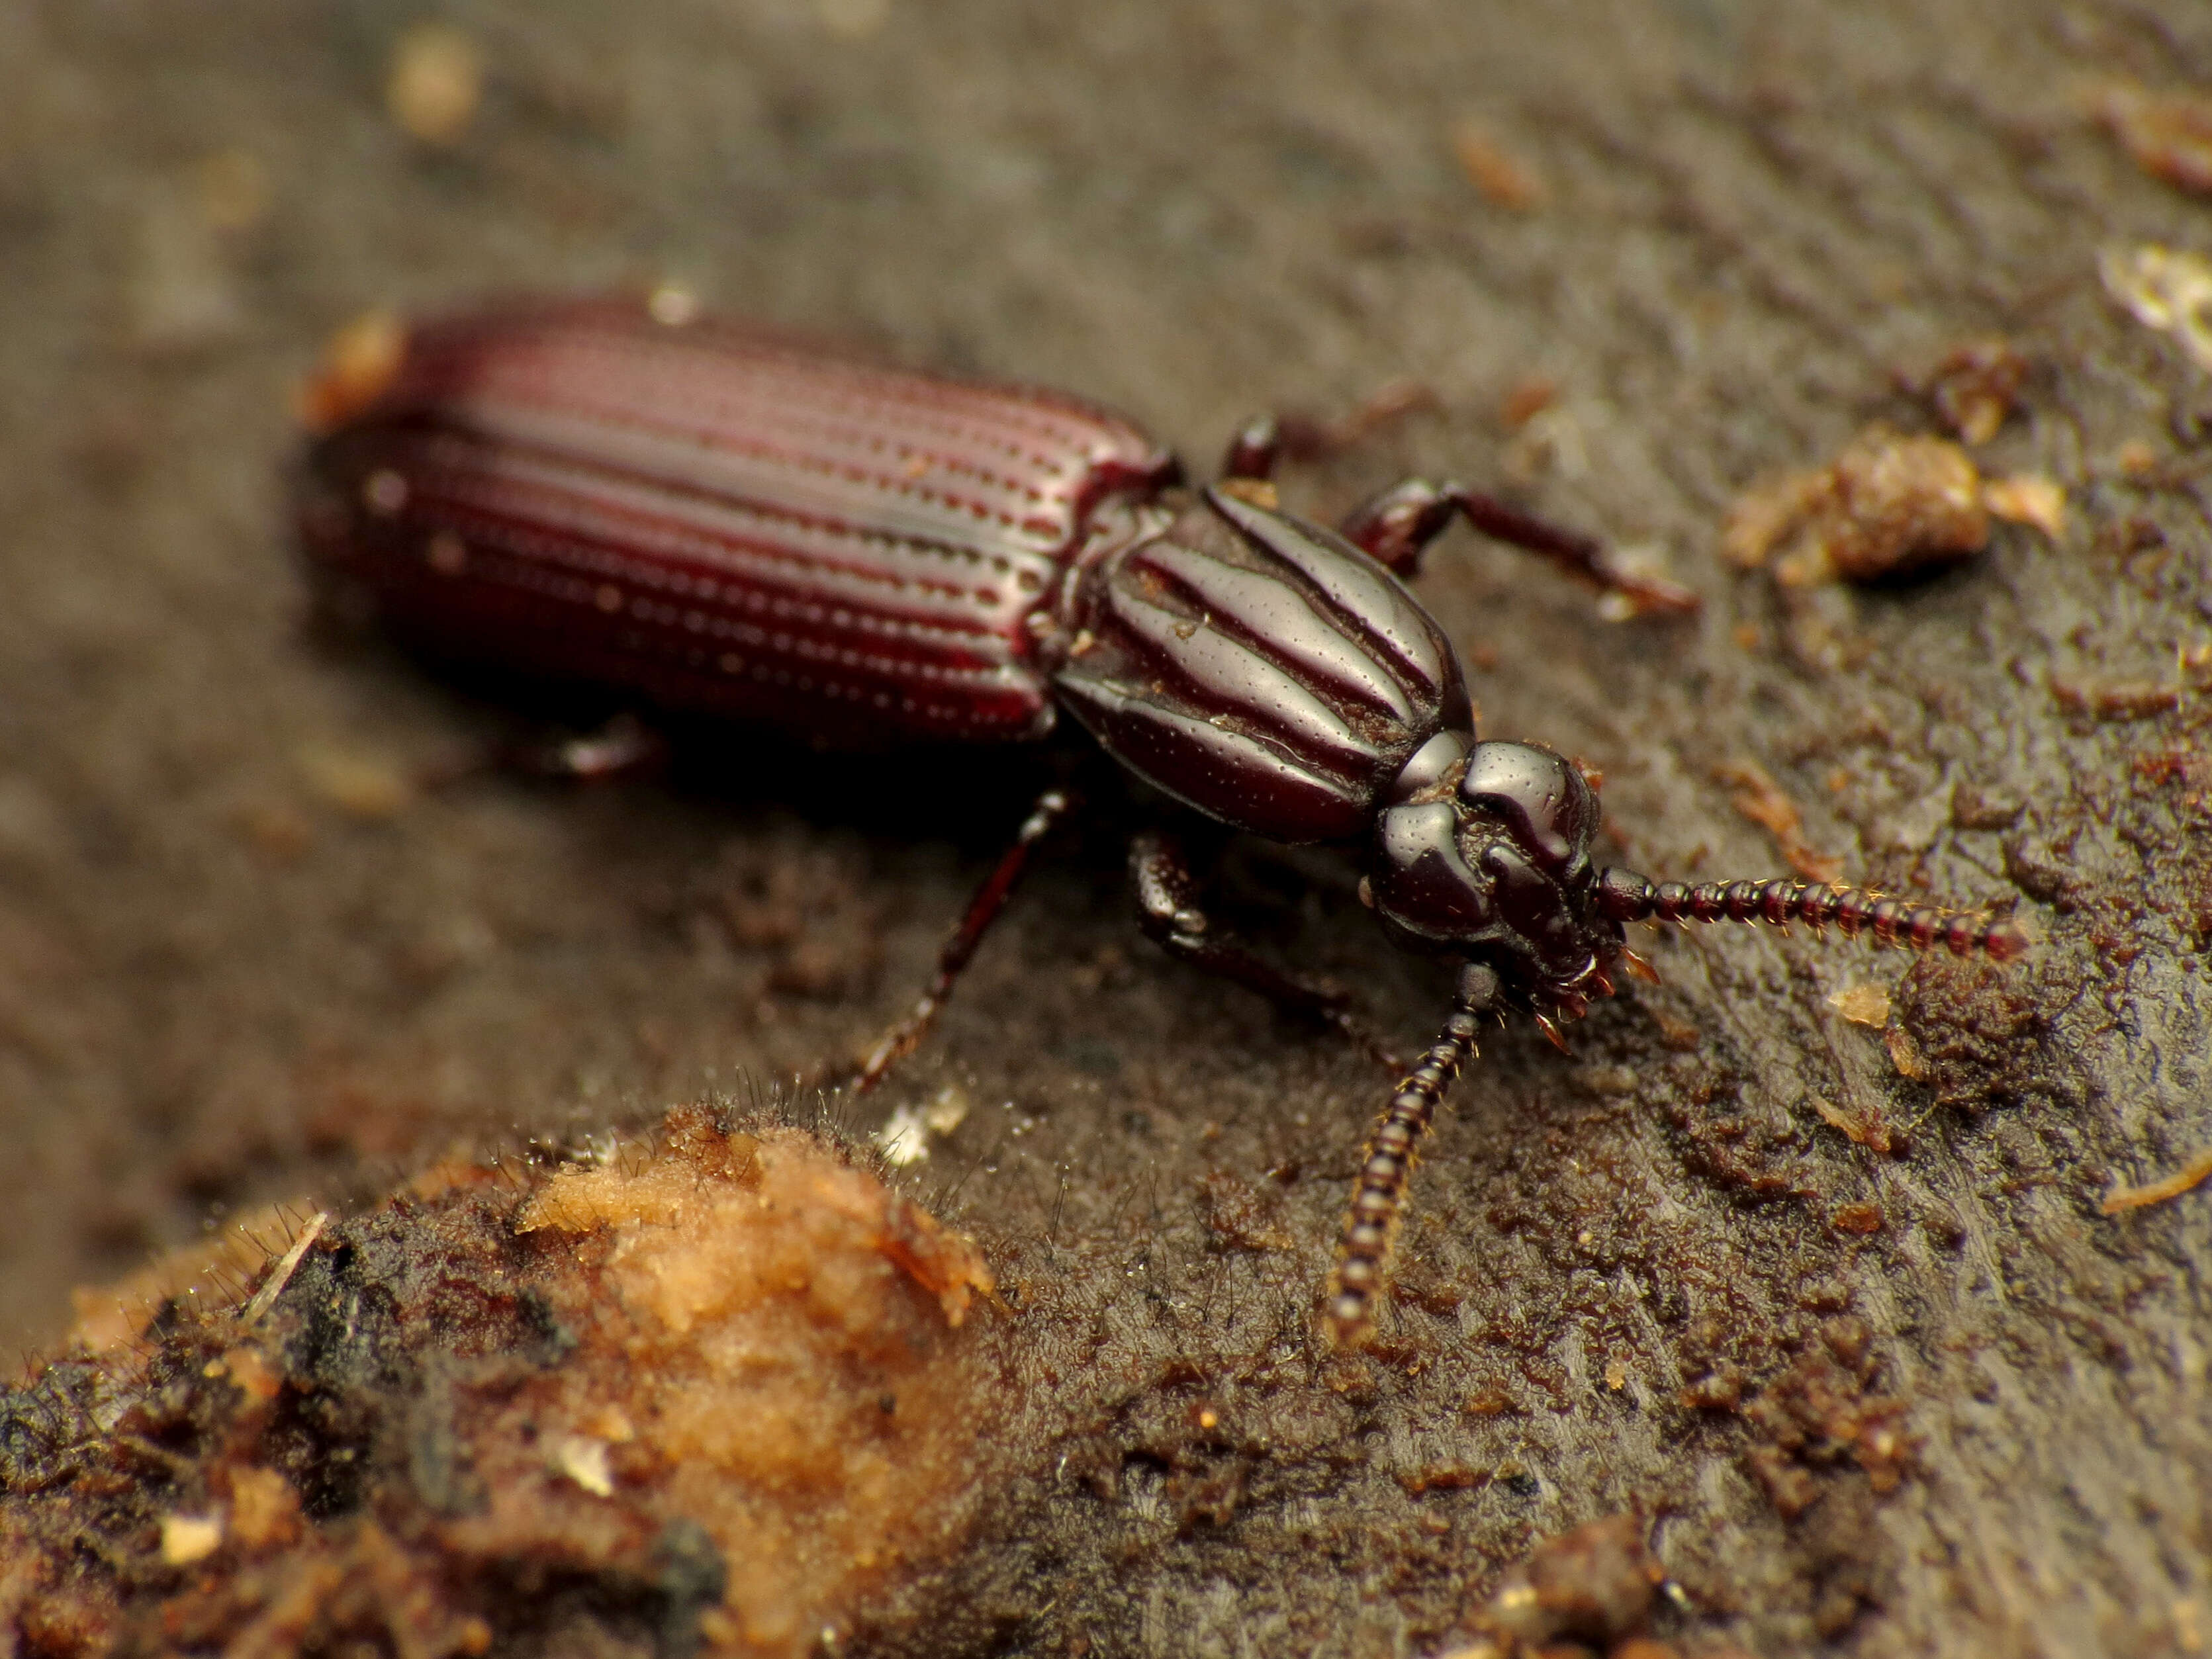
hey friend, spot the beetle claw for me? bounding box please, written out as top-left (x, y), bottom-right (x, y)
top-left (1534, 1012), bottom-right (1572, 1054)
top-left (1619, 947), bottom-right (1662, 985)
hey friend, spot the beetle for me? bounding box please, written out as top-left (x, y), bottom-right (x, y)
top-left (294, 293), bottom-right (2026, 1347)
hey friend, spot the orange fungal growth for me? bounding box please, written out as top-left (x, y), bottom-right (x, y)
top-left (0, 1106), bottom-right (1005, 1657)
top-left (486, 1110), bottom-right (1003, 1650)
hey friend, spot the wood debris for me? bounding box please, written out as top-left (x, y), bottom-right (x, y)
top-left (1917, 338), bottom-right (2028, 445)
top-left (1722, 426), bottom-right (1987, 586)
top-left (1451, 119), bottom-right (1545, 210)
top-left (2093, 82), bottom-right (2212, 197)
top-left (2100, 1148), bottom-right (2212, 1215)
top-left (1982, 472), bottom-right (2067, 539)
top-left (1827, 983), bottom-right (1892, 1027)
top-left (1714, 760), bottom-right (1845, 883)
top-left (2100, 244), bottom-right (2212, 375)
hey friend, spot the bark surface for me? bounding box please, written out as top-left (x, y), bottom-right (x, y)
top-left (0, 2), bottom-right (2207, 1653)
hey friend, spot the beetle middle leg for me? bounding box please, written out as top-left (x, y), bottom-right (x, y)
top-left (1130, 830), bottom-right (1404, 1073)
top-left (1338, 479), bottom-right (1700, 615)
top-left (1219, 388), bottom-right (1440, 481)
top-left (1221, 414), bottom-right (1698, 617)
top-left (854, 787), bottom-right (1076, 1093)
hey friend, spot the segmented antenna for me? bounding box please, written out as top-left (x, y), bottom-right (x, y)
top-left (1326, 963), bottom-right (1498, 1349)
top-left (1596, 871), bottom-right (2028, 961)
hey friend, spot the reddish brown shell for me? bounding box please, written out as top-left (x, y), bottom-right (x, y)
top-left (297, 296), bottom-right (1177, 743)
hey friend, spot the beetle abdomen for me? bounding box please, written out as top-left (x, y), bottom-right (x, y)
top-left (1053, 486), bottom-right (1473, 842)
top-left (297, 298), bottom-right (1178, 742)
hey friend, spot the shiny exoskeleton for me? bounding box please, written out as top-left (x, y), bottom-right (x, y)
top-left (296, 294), bottom-right (2026, 1348)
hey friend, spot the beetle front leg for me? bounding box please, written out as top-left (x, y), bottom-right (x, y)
top-left (1130, 830), bottom-right (1403, 1073)
top-left (1221, 416), bottom-right (1285, 482)
top-left (500, 713), bottom-right (670, 783)
top-left (1340, 479), bottom-right (1700, 615)
top-left (1219, 384), bottom-right (1440, 482)
top-left (854, 787), bottom-right (1076, 1093)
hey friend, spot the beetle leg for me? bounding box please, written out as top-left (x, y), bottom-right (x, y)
top-left (499, 712), bottom-right (670, 784)
top-left (1130, 830), bottom-right (1405, 1074)
top-left (854, 787), bottom-right (1077, 1093)
top-left (416, 713), bottom-right (672, 791)
top-left (1221, 416), bottom-right (1283, 481)
top-left (1339, 479), bottom-right (1700, 615)
top-left (1221, 382), bottom-right (1440, 482)
top-left (1336, 480), bottom-right (1460, 576)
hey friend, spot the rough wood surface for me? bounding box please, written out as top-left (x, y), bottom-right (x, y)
top-left (1, 1), bottom-right (2207, 1653)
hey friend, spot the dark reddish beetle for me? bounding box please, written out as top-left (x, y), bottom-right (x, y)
top-left (295, 294), bottom-right (2025, 1347)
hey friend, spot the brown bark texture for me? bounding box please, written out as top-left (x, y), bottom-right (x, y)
top-left (0, 1), bottom-right (2208, 1654)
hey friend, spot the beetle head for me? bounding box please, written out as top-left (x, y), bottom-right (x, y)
top-left (1361, 735), bottom-right (1620, 1023)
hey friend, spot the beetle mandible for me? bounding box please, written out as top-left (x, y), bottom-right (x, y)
top-left (295, 294), bottom-right (2026, 1347)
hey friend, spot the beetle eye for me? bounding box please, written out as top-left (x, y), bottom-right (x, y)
top-left (1459, 742), bottom-right (1596, 873)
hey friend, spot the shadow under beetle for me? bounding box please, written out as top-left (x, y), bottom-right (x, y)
top-left (295, 294), bottom-right (2025, 1347)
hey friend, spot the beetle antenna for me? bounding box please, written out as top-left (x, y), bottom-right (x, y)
top-left (1326, 962), bottom-right (1499, 1350)
top-left (1596, 870), bottom-right (2029, 961)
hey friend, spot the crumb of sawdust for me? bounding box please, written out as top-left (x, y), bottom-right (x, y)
top-left (224, 1465), bottom-right (301, 1552)
top-left (1475, 1511), bottom-right (1660, 1648)
top-left (1886, 1023), bottom-right (1931, 1080)
top-left (1831, 1202), bottom-right (1884, 1235)
top-left (297, 740), bottom-right (415, 819)
top-left (1919, 338), bottom-right (2028, 445)
top-left (1498, 375), bottom-right (1557, 429)
top-left (2100, 1147), bottom-right (2212, 1214)
top-left (2101, 244), bottom-right (2212, 375)
top-left (1811, 1096), bottom-right (1898, 1156)
top-left (160, 1513), bottom-right (224, 1566)
top-left (1451, 119), bottom-right (1545, 210)
top-left (1827, 983), bottom-right (1892, 1028)
top-left (296, 308), bottom-right (406, 432)
top-left (2115, 438), bottom-right (2160, 478)
top-left (1982, 472), bottom-right (2066, 539)
top-left (387, 22), bottom-right (483, 147)
top-left (1712, 760), bottom-right (1845, 883)
top-left (2093, 82), bottom-right (2212, 197)
top-left (1722, 426), bottom-right (1987, 586)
